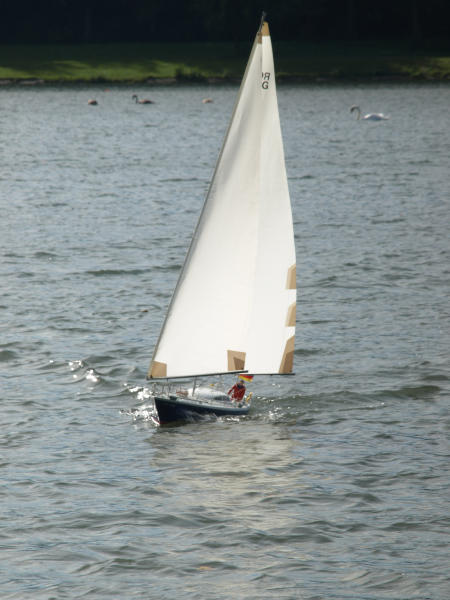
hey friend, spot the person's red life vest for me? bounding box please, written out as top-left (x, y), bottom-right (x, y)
top-left (228, 383), bottom-right (246, 401)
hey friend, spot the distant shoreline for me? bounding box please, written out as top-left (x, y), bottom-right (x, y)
top-left (1, 41), bottom-right (449, 84)
top-left (1, 74), bottom-right (449, 86)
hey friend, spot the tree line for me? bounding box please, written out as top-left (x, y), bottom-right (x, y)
top-left (1, 0), bottom-right (449, 45)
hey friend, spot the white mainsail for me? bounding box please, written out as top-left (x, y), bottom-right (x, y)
top-left (148, 21), bottom-right (296, 379)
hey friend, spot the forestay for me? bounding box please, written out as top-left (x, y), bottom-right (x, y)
top-left (148, 21), bottom-right (296, 379)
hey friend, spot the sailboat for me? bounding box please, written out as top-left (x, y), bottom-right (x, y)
top-left (147, 16), bottom-right (296, 424)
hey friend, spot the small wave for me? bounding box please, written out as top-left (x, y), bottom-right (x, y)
top-left (68, 358), bottom-right (133, 389)
top-left (371, 218), bottom-right (406, 225)
top-left (33, 251), bottom-right (59, 259)
top-left (123, 402), bottom-right (157, 422)
top-left (421, 373), bottom-right (449, 382)
top-left (86, 268), bottom-right (149, 277)
top-left (340, 569), bottom-right (369, 583)
top-left (82, 354), bottom-right (119, 367)
top-left (68, 365), bottom-right (104, 386)
top-left (288, 174), bottom-right (315, 180)
top-left (36, 359), bottom-right (67, 371)
top-left (408, 158), bottom-right (432, 166)
top-left (0, 349), bottom-right (18, 362)
top-left (85, 369), bottom-right (101, 384)
top-left (307, 319), bottom-right (334, 325)
top-left (376, 384), bottom-right (441, 401)
top-left (294, 348), bottom-right (321, 356)
top-left (152, 264), bottom-right (181, 272)
top-left (384, 271), bottom-right (415, 281)
top-left (125, 384), bottom-right (153, 403)
top-left (316, 275), bottom-right (338, 286)
top-left (159, 177), bottom-right (201, 183)
top-left (68, 360), bottom-right (85, 371)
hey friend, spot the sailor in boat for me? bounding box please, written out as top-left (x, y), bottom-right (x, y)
top-left (228, 379), bottom-right (246, 402)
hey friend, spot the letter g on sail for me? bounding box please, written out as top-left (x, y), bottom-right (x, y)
top-left (262, 72), bottom-right (270, 89)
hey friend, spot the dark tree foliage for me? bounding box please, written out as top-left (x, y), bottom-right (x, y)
top-left (0, 0), bottom-right (449, 44)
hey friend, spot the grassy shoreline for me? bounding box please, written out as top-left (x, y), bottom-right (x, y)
top-left (1, 41), bottom-right (450, 83)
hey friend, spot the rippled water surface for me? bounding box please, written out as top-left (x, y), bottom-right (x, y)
top-left (1, 82), bottom-right (449, 599)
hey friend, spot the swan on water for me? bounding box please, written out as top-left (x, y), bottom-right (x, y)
top-left (132, 94), bottom-right (153, 104)
top-left (350, 105), bottom-right (389, 121)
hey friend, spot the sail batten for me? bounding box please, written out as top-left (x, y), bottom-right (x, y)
top-left (148, 20), bottom-right (296, 380)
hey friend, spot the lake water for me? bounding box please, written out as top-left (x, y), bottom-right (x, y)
top-left (1, 81), bottom-right (449, 599)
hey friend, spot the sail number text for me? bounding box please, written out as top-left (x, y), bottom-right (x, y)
top-left (262, 72), bottom-right (271, 89)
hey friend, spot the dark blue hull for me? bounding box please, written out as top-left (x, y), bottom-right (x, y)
top-left (154, 394), bottom-right (250, 425)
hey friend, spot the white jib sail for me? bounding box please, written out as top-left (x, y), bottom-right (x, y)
top-left (148, 21), bottom-right (296, 379)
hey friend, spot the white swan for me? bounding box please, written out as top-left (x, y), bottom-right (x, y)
top-left (350, 105), bottom-right (389, 121)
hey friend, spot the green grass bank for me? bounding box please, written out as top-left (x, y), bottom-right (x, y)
top-left (1, 41), bottom-right (450, 83)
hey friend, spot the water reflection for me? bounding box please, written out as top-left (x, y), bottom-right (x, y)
top-left (149, 421), bottom-right (298, 524)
